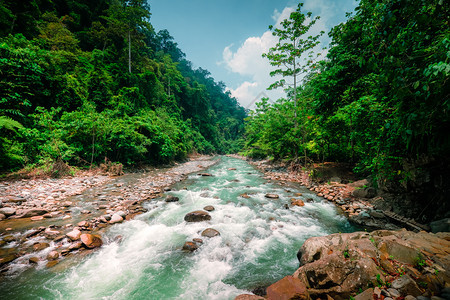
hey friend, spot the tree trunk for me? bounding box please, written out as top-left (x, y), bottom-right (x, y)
top-left (128, 31), bottom-right (131, 74)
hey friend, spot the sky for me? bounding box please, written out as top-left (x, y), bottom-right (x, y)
top-left (148, 0), bottom-right (358, 109)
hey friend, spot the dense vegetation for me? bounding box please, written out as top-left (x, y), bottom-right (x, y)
top-left (244, 0), bottom-right (450, 185)
top-left (0, 0), bottom-right (246, 173)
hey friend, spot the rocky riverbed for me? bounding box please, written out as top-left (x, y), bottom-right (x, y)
top-left (242, 157), bottom-right (431, 232)
top-left (0, 155), bottom-right (218, 275)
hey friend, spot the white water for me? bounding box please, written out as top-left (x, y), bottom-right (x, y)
top-left (0, 157), bottom-right (354, 299)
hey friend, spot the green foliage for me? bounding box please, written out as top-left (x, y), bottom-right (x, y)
top-left (244, 0), bottom-right (450, 187)
top-left (0, 0), bottom-right (246, 173)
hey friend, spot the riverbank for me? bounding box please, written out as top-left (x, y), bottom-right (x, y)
top-left (235, 156), bottom-right (431, 232)
top-left (0, 155), bottom-right (218, 275)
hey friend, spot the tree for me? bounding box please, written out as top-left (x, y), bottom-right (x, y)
top-left (262, 2), bottom-right (323, 160)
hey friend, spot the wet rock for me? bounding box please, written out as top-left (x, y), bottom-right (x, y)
top-left (109, 214), bottom-right (124, 224)
top-left (203, 205), bottom-right (215, 212)
top-left (182, 241), bottom-right (198, 252)
top-left (193, 238), bottom-right (203, 244)
top-left (77, 221), bottom-right (89, 228)
top-left (198, 173), bottom-right (213, 176)
top-left (291, 198), bottom-right (305, 207)
top-left (0, 213), bottom-right (5, 220)
top-left (81, 210), bottom-right (91, 214)
top-left (3, 235), bottom-right (16, 243)
top-left (69, 241), bottom-right (83, 250)
top-left (46, 260), bottom-right (59, 268)
top-left (19, 208), bottom-right (49, 218)
top-left (165, 195), bottom-right (179, 203)
top-left (266, 275), bottom-right (309, 300)
top-left (0, 207), bottom-right (16, 217)
top-left (184, 210), bottom-right (211, 222)
top-left (80, 233), bottom-right (103, 249)
top-left (30, 216), bottom-right (44, 221)
top-left (201, 228), bottom-right (220, 238)
top-left (228, 168), bottom-right (236, 170)
top-left (29, 257), bottom-right (40, 264)
top-left (163, 187), bottom-right (171, 192)
top-left (115, 210), bottom-right (127, 218)
top-left (33, 242), bottom-right (50, 251)
top-left (47, 250), bottom-right (59, 260)
top-left (265, 194), bottom-right (279, 199)
top-left (66, 229), bottom-right (81, 241)
top-left (240, 193), bottom-right (251, 199)
top-left (0, 253), bottom-right (17, 266)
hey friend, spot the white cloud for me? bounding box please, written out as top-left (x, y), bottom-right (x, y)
top-left (222, 4), bottom-right (331, 109)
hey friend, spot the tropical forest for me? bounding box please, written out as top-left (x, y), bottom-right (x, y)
top-left (0, 0), bottom-right (449, 299)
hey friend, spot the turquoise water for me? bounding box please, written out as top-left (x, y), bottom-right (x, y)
top-left (0, 157), bottom-right (354, 299)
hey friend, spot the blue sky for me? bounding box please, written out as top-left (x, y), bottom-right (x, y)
top-left (149, 0), bottom-right (358, 108)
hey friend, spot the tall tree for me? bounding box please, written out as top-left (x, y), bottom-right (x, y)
top-left (262, 2), bottom-right (323, 160)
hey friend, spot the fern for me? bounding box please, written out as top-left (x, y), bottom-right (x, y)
top-left (0, 116), bottom-right (23, 132)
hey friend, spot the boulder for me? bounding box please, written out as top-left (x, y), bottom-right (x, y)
top-left (29, 257), bottom-right (40, 264)
top-left (354, 288), bottom-right (374, 300)
top-left (291, 198), bottom-right (305, 207)
top-left (66, 229), bottom-right (81, 241)
top-left (32, 242), bottom-right (50, 251)
top-left (266, 275), bottom-right (309, 300)
top-left (265, 194), bottom-right (279, 199)
top-left (391, 275), bottom-right (422, 297)
top-left (182, 241), bottom-right (198, 252)
top-left (80, 233), bottom-right (103, 249)
top-left (19, 208), bottom-right (48, 218)
top-left (0, 207), bottom-right (16, 216)
top-left (165, 195), bottom-right (179, 203)
top-left (184, 210), bottom-right (211, 222)
top-left (430, 218), bottom-right (450, 233)
top-left (201, 228), bottom-right (220, 238)
top-left (203, 205), bottom-right (215, 211)
top-left (47, 251), bottom-right (59, 260)
top-left (109, 214), bottom-right (124, 224)
top-left (352, 187), bottom-right (376, 199)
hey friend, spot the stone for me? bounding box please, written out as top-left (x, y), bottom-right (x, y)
top-left (352, 187), bottom-right (376, 199)
top-left (430, 218), bottom-right (450, 233)
top-left (404, 296), bottom-right (416, 300)
top-left (115, 210), bottom-right (127, 218)
top-left (19, 208), bottom-right (48, 218)
top-left (354, 288), bottom-right (374, 300)
top-left (193, 238), bottom-right (203, 244)
top-left (30, 216), bottom-right (44, 221)
top-left (29, 257), bottom-right (40, 264)
top-left (165, 195), bottom-right (179, 202)
top-left (266, 275), bottom-right (309, 300)
top-left (0, 207), bottom-right (16, 216)
top-left (109, 214), bottom-right (124, 224)
top-left (391, 275), bottom-right (422, 297)
top-left (387, 288), bottom-right (401, 298)
top-left (47, 251), bottom-right (59, 260)
top-left (80, 233), bottom-right (103, 249)
top-left (69, 241), bottom-right (83, 250)
top-left (182, 241), bottom-right (198, 252)
top-left (184, 210), bottom-right (211, 222)
top-left (46, 260), bottom-right (59, 268)
top-left (201, 228), bottom-right (220, 238)
top-left (291, 198), bottom-right (305, 207)
top-left (66, 229), bottom-right (81, 241)
top-left (198, 173), bottom-right (213, 176)
top-left (203, 205), bottom-right (215, 211)
top-left (33, 242), bottom-right (50, 251)
top-left (265, 194), bottom-right (279, 199)
top-left (0, 213), bottom-right (5, 220)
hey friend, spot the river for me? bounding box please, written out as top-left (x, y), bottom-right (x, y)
top-left (0, 156), bottom-right (355, 299)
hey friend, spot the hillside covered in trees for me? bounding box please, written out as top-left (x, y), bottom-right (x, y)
top-left (243, 0), bottom-right (449, 221)
top-left (0, 0), bottom-right (246, 173)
